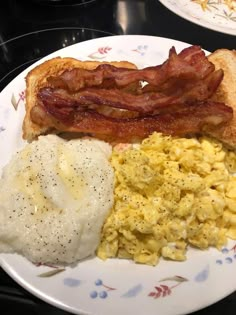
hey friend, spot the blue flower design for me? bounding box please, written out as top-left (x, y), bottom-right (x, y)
top-left (216, 259), bottom-right (223, 265)
top-left (225, 257), bottom-right (233, 264)
top-left (95, 279), bottom-right (103, 286)
top-left (216, 245), bottom-right (236, 265)
top-left (194, 265), bottom-right (209, 282)
top-left (222, 247), bottom-right (229, 254)
top-left (99, 291), bottom-right (108, 299)
top-left (90, 291), bottom-right (98, 299)
top-left (122, 284), bottom-right (143, 298)
top-left (63, 278), bottom-right (81, 287)
top-left (90, 278), bottom-right (116, 299)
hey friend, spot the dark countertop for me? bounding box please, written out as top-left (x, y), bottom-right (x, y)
top-left (0, 0), bottom-right (235, 314)
top-left (1, 0), bottom-right (236, 91)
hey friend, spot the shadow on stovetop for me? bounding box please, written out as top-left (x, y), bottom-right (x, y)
top-left (0, 268), bottom-right (72, 314)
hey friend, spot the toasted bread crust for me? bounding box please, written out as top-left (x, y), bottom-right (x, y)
top-left (24, 51), bottom-right (236, 148)
top-left (208, 49), bottom-right (236, 149)
top-left (23, 57), bottom-right (137, 141)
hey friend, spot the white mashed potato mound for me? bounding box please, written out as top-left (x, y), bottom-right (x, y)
top-left (0, 135), bottom-right (114, 265)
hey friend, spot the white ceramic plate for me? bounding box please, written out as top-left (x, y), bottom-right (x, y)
top-left (159, 0), bottom-right (236, 36)
top-left (0, 35), bottom-right (235, 315)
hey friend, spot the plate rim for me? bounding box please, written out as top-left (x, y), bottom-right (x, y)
top-left (0, 34), bottom-right (235, 315)
top-left (159, 0), bottom-right (236, 36)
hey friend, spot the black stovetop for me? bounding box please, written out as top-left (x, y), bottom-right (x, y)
top-left (0, 0), bottom-right (235, 314)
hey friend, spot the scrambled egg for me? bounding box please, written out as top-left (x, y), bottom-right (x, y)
top-left (97, 133), bottom-right (236, 266)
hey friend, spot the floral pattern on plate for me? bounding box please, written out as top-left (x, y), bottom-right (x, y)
top-left (159, 0), bottom-right (236, 35)
top-left (0, 35), bottom-right (235, 315)
top-left (58, 242), bottom-right (235, 302)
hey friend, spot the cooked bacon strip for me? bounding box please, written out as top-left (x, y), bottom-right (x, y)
top-left (31, 101), bottom-right (233, 142)
top-left (48, 46), bottom-right (214, 92)
top-left (38, 69), bottom-right (223, 114)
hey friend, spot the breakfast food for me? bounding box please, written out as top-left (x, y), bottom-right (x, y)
top-left (208, 49), bottom-right (236, 148)
top-left (1, 44), bottom-right (236, 268)
top-left (22, 45), bottom-right (233, 144)
top-left (97, 133), bottom-right (236, 266)
top-left (23, 57), bottom-right (138, 141)
top-left (0, 135), bottom-right (114, 264)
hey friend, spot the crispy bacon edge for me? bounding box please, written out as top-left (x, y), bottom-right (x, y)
top-left (31, 44), bottom-right (233, 143)
top-left (47, 45), bottom-right (215, 92)
top-left (38, 69), bottom-right (224, 114)
top-left (31, 101), bottom-right (233, 142)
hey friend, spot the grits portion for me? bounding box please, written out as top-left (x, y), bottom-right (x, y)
top-left (0, 135), bottom-right (114, 265)
top-left (97, 133), bottom-right (236, 266)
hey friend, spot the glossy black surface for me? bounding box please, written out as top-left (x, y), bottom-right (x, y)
top-left (0, 0), bottom-right (235, 314)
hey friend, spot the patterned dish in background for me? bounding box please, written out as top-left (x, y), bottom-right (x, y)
top-left (0, 35), bottom-right (235, 315)
top-left (159, 0), bottom-right (236, 35)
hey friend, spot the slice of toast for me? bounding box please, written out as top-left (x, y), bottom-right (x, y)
top-left (23, 57), bottom-right (138, 142)
top-left (208, 49), bottom-right (236, 149)
top-left (23, 50), bottom-right (236, 148)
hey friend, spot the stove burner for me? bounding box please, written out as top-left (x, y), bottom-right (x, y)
top-left (0, 0), bottom-right (123, 91)
top-left (0, 28), bottom-right (115, 91)
top-left (32, 0), bottom-right (97, 6)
